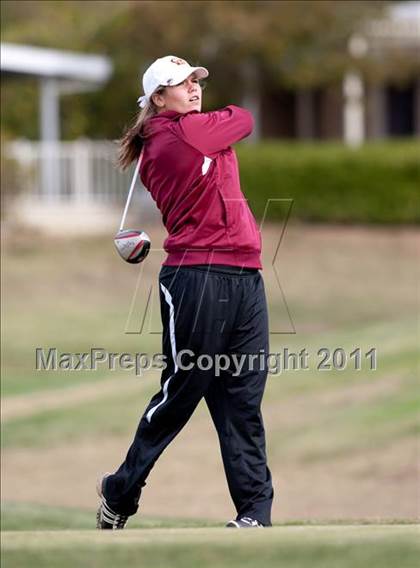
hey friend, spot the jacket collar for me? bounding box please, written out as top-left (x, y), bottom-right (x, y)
top-left (152, 109), bottom-right (200, 120)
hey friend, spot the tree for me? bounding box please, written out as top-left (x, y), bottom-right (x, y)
top-left (2, 0), bottom-right (417, 140)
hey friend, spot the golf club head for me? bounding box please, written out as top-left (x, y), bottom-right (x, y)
top-left (114, 229), bottom-right (151, 264)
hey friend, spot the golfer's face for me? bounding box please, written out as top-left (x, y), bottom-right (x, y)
top-left (160, 73), bottom-right (202, 114)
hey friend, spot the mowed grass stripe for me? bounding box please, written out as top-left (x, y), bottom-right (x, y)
top-left (3, 525), bottom-right (420, 545)
top-left (2, 371), bottom-right (417, 451)
top-left (2, 526), bottom-right (420, 568)
top-left (3, 226), bottom-right (418, 398)
top-left (1, 373), bottom-right (158, 422)
top-left (0, 502), bottom-right (216, 531)
top-left (2, 501), bottom-right (417, 532)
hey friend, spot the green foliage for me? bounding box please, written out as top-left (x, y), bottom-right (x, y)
top-left (237, 141), bottom-right (420, 223)
top-left (1, 0), bottom-right (393, 140)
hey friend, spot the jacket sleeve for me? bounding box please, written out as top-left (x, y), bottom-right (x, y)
top-left (176, 105), bottom-right (254, 157)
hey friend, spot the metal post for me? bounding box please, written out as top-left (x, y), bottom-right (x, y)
top-left (39, 77), bottom-right (60, 200)
top-left (343, 71), bottom-right (365, 148)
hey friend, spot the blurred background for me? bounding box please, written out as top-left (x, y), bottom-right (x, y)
top-left (1, 0), bottom-right (419, 532)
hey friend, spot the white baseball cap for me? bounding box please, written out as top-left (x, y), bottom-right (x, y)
top-left (137, 55), bottom-right (209, 108)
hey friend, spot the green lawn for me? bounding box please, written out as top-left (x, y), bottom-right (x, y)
top-left (2, 225), bottom-right (419, 549)
top-left (2, 526), bottom-right (419, 568)
top-left (1, 502), bottom-right (216, 531)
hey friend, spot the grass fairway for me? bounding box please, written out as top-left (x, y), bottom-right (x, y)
top-left (2, 224), bottom-right (419, 542)
top-left (2, 525), bottom-right (419, 568)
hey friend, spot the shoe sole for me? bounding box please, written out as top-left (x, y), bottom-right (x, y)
top-left (226, 519), bottom-right (264, 528)
top-left (226, 520), bottom-right (240, 528)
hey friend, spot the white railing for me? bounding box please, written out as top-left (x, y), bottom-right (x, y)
top-left (6, 138), bottom-right (152, 207)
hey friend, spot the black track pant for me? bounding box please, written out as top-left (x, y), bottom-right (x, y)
top-left (104, 264), bottom-right (274, 526)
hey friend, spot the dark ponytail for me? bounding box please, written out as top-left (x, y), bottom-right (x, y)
top-left (116, 98), bottom-right (160, 171)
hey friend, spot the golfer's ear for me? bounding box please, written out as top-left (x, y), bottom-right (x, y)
top-left (152, 93), bottom-right (165, 109)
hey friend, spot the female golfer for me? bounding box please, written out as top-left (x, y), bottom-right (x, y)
top-left (97, 55), bottom-right (273, 529)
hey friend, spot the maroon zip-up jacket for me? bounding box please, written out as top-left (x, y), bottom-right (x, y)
top-left (140, 105), bottom-right (262, 269)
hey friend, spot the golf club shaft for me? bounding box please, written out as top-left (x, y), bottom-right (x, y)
top-left (119, 150), bottom-right (144, 232)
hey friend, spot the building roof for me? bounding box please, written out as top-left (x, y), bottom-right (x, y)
top-left (368, 0), bottom-right (420, 47)
top-left (0, 42), bottom-right (112, 83)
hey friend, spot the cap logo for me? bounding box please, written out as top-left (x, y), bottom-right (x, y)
top-left (171, 58), bottom-right (186, 65)
top-left (166, 78), bottom-right (173, 85)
